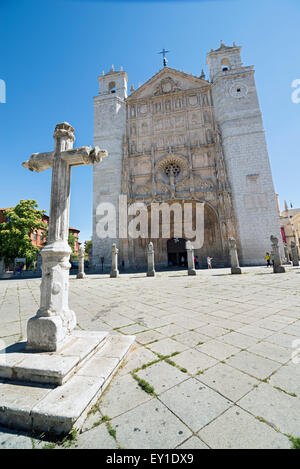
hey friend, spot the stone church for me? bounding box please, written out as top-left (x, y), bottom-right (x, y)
top-left (92, 42), bottom-right (283, 269)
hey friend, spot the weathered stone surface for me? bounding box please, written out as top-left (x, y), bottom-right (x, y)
top-left (270, 235), bottom-right (285, 274)
top-left (147, 242), bottom-right (156, 277)
top-left (228, 237), bottom-right (242, 274)
top-left (136, 361), bottom-right (188, 394)
top-left (226, 350), bottom-right (281, 380)
top-left (72, 423), bottom-right (118, 449)
top-left (110, 399), bottom-right (192, 449)
top-left (198, 407), bottom-right (291, 449)
top-left (77, 247), bottom-right (86, 279)
top-left (159, 378), bottom-right (232, 431)
top-left (239, 383), bottom-right (300, 436)
top-left (186, 241), bottom-right (196, 276)
top-left (110, 244), bottom-right (119, 278)
top-left (197, 363), bottom-right (258, 401)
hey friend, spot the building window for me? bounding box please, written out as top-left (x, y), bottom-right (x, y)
top-left (33, 231), bottom-right (38, 241)
top-left (109, 81), bottom-right (116, 93)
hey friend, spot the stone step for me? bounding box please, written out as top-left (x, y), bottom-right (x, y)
top-left (0, 330), bottom-right (109, 386)
top-left (0, 334), bottom-right (135, 435)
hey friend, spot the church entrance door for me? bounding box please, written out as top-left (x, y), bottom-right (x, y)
top-left (167, 238), bottom-right (187, 267)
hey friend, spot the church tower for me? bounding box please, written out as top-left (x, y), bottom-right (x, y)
top-left (207, 42), bottom-right (283, 264)
top-left (92, 66), bottom-right (127, 268)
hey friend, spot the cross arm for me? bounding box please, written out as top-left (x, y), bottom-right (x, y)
top-left (22, 152), bottom-right (54, 173)
top-left (61, 146), bottom-right (108, 167)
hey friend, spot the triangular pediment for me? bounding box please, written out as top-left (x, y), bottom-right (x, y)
top-left (127, 67), bottom-right (210, 101)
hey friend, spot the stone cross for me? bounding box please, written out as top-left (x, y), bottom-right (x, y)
top-left (291, 241), bottom-right (299, 267)
top-left (77, 246), bottom-right (86, 279)
top-left (228, 237), bottom-right (242, 274)
top-left (110, 244), bottom-right (119, 278)
top-left (22, 122), bottom-right (107, 351)
top-left (270, 235), bottom-right (285, 273)
top-left (186, 241), bottom-right (196, 276)
top-left (147, 242), bottom-right (155, 277)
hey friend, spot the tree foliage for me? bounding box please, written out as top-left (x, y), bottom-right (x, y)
top-left (0, 200), bottom-right (46, 266)
top-left (84, 239), bottom-right (92, 258)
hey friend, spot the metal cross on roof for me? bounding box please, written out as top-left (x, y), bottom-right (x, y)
top-left (158, 48), bottom-right (170, 67)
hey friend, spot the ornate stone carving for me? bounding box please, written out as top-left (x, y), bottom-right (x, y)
top-left (154, 77), bottom-right (182, 96)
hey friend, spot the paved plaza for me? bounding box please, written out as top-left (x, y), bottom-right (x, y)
top-left (0, 266), bottom-right (300, 449)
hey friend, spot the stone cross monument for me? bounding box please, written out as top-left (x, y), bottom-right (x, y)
top-left (291, 241), bottom-right (299, 267)
top-left (228, 237), bottom-right (242, 274)
top-left (22, 122), bottom-right (107, 351)
top-left (147, 242), bottom-right (155, 277)
top-left (110, 244), bottom-right (119, 278)
top-left (186, 241), bottom-right (196, 276)
top-left (77, 246), bottom-right (86, 279)
top-left (270, 235), bottom-right (285, 274)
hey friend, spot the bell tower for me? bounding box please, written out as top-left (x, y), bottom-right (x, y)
top-left (92, 66), bottom-right (128, 269)
top-left (207, 42), bottom-right (283, 265)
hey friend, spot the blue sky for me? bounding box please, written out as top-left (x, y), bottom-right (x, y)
top-left (0, 0), bottom-right (299, 243)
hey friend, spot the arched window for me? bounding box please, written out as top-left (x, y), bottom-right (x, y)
top-left (109, 81), bottom-right (116, 93)
top-left (33, 231), bottom-right (38, 241)
top-left (221, 58), bottom-right (230, 71)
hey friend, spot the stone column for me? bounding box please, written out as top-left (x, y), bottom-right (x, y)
top-left (110, 244), bottom-right (119, 278)
top-left (228, 237), bottom-right (242, 274)
top-left (283, 244), bottom-right (290, 264)
top-left (147, 242), bottom-right (155, 277)
top-left (77, 246), bottom-right (86, 279)
top-left (271, 235), bottom-right (286, 273)
top-left (186, 241), bottom-right (196, 276)
top-left (291, 241), bottom-right (299, 267)
top-left (36, 252), bottom-right (42, 274)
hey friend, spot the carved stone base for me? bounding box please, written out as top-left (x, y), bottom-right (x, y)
top-left (147, 270), bottom-right (156, 277)
top-left (273, 265), bottom-right (286, 274)
top-left (231, 267), bottom-right (242, 275)
top-left (188, 269), bottom-right (196, 276)
top-left (110, 269), bottom-right (119, 278)
top-left (76, 272), bottom-right (86, 279)
top-left (26, 314), bottom-right (75, 352)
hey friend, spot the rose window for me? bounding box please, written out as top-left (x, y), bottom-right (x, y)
top-left (165, 163), bottom-right (181, 177)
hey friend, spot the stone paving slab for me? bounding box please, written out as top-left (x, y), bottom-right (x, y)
top-left (225, 350), bottom-right (281, 380)
top-left (159, 378), bottom-right (232, 432)
top-left (136, 361), bottom-right (188, 394)
top-left (238, 383), bottom-right (300, 436)
top-left (198, 406), bottom-right (291, 449)
top-left (197, 363), bottom-right (258, 402)
top-left (110, 399), bottom-right (192, 449)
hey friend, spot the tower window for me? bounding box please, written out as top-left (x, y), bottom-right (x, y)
top-left (108, 81), bottom-right (116, 93)
top-left (221, 58), bottom-right (231, 72)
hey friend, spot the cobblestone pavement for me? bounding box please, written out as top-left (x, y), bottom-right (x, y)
top-left (0, 266), bottom-right (300, 449)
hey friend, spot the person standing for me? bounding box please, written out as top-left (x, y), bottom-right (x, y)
top-left (265, 252), bottom-right (271, 267)
top-left (195, 256), bottom-right (199, 269)
top-left (270, 252), bottom-right (274, 267)
top-left (207, 256), bottom-right (213, 269)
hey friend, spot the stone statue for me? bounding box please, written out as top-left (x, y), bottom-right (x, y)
top-left (186, 240), bottom-right (196, 276)
top-left (110, 244), bottom-right (119, 278)
top-left (228, 237), bottom-right (242, 274)
top-left (147, 242), bottom-right (155, 277)
top-left (291, 241), bottom-right (299, 267)
top-left (270, 235), bottom-right (285, 273)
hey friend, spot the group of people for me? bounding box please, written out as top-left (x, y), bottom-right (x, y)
top-left (180, 255), bottom-right (213, 269)
top-left (265, 252), bottom-right (274, 267)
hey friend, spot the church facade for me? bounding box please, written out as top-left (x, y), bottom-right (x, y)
top-left (92, 42), bottom-right (283, 269)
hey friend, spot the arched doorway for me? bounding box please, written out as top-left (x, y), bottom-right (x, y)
top-left (167, 238), bottom-right (187, 267)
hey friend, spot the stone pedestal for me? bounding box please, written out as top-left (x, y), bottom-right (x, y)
top-left (229, 237), bottom-right (242, 274)
top-left (110, 244), bottom-right (119, 278)
top-left (186, 241), bottom-right (196, 276)
top-left (27, 241), bottom-right (76, 352)
top-left (271, 235), bottom-right (286, 273)
top-left (291, 241), bottom-right (299, 267)
top-left (147, 242), bottom-right (156, 277)
top-left (77, 246), bottom-right (86, 279)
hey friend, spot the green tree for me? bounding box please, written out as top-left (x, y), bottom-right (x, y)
top-left (0, 200), bottom-right (47, 268)
top-left (68, 233), bottom-right (76, 253)
top-left (84, 239), bottom-right (92, 259)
